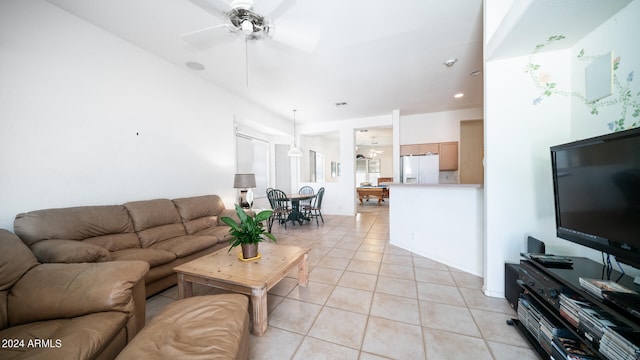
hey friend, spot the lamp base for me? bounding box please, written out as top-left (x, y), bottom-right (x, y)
top-left (238, 190), bottom-right (250, 209)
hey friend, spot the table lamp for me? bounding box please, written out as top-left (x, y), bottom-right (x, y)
top-left (233, 173), bottom-right (256, 209)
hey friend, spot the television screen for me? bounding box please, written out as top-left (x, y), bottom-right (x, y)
top-left (551, 127), bottom-right (640, 268)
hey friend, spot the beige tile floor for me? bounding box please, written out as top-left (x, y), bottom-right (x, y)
top-left (146, 205), bottom-right (538, 360)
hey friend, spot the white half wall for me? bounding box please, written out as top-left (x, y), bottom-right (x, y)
top-left (389, 184), bottom-right (484, 276)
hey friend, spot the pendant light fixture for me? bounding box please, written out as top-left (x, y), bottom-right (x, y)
top-left (288, 109), bottom-right (302, 157)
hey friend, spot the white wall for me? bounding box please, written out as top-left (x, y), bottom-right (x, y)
top-left (570, 0), bottom-right (640, 139)
top-left (483, 50), bottom-right (572, 297)
top-left (0, 0), bottom-right (286, 230)
top-left (400, 108), bottom-right (483, 144)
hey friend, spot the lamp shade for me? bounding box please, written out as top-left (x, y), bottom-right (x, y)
top-left (287, 146), bottom-right (302, 157)
top-left (233, 173), bottom-right (256, 188)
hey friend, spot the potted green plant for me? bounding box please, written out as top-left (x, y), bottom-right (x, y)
top-left (220, 204), bottom-right (276, 259)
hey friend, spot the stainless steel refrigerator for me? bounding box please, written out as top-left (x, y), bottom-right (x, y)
top-left (401, 154), bottom-right (439, 184)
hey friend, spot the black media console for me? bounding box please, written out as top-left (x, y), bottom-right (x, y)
top-left (510, 255), bottom-right (640, 360)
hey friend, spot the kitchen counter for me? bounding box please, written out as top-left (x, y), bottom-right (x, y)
top-left (387, 183), bottom-right (484, 276)
top-left (381, 182), bottom-right (482, 188)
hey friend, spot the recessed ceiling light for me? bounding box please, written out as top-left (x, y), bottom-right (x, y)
top-left (454, 93), bottom-right (464, 98)
top-left (470, 70), bottom-right (482, 76)
top-left (185, 61), bottom-right (205, 71)
top-left (443, 58), bottom-right (458, 67)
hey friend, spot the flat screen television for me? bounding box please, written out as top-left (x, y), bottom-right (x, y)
top-left (550, 127), bottom-right (640, 269)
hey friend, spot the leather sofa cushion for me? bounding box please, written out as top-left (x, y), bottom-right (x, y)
top-left (110, 248), bottom-right (176, 267)
top-left (8, 261), bottom-right (149, 326)
top-left (0, 311), bottom-right (127, 360)
top-left (84, 233), bottom-right (140, 252)
top-left (14, 205), bottom-right (135, 247)
top-left (124, 199), bottom-right (186, 248)
top-left (192, 225), bottom-right (233, 243)
top-left (181, 216), bottom-right (218, 235)
top-left (172, 195), bottom-right (226, 235)
top-left (115, 294), bottom-right (249, 360)
top-left (150, 235), bottom-right (219, 258)
top-left (30, 239), bottom-right (111, 263)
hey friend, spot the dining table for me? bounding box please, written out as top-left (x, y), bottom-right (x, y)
top-left (285, 193), bottom-right (316, 225)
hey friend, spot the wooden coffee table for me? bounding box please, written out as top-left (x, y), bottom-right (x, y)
top-left (173, 243), bottom-right (309, 336)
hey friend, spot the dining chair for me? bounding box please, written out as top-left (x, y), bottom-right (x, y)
top-left (266, 189), bottom-right (291, 232)
top-left (298, 186), bottom-right (314, 213)
top-left (306, 187), bottom-right (325, 226)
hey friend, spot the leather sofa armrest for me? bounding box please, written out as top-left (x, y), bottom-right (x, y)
top-left (30, 239), bottom-right (111, 263)
top-left (8, 260), bottom-right (149, 328)
top-left (128, 278), bottom-right (147, 340)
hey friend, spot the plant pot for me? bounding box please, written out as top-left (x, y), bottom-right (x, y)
top-left (241, 243), bottom-right (258, 259)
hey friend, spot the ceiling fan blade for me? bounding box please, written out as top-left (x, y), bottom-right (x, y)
top-left (189, 0), bottom-right (231, 20)
top-left (181, 24), bottom-right (237, 46)
top-left (263, 0), bottom-right (297, 19)
top-left (270, 20), bottom-right (321, 53)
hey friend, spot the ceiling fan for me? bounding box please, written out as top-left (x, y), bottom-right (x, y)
top-left (183, 0), bottom-right (320, 52)
top-left (368, 137), bottom-right (384, 158)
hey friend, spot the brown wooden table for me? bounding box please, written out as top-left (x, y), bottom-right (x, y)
top-left (173, 243), bottom-right (309, 336)
top-left (357, 187), bottom-right (389, 205)
top-left (285, 193), bottom-right (316, 224)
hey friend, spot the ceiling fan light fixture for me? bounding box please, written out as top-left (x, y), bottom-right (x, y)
top-left (241, 19), bottom-right (254, 35)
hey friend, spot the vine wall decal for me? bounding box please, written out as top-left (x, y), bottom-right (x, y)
top-left (524, 35), bottom-right (640, 132)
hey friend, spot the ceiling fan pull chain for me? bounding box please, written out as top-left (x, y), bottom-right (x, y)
top-left (245, 36), bottom-right (249, 87)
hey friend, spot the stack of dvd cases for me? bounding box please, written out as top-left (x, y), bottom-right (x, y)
top-left (518, 295), bottom-right (541, 342)
top-left (540, 312), bottom-right (571, 355)
top-left (579, 278), bottom-right (637, 300)
top-left (560, 292), bottom-right (591, 328)
top-left (551, 336), bottom-right (599, 360)
top-left (578, 307), bottom-right (628, 346)
top-left (599, 327), bottom-right (640, 360)
top-left (518, 294), bottom-right (572, 356)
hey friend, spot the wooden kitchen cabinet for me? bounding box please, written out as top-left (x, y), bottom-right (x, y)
top-left (400, 142), bottom-right (458, 170)
top-left (419, 143), bottom-right (439, 155)
top-left (400, 143), bottom-right (439, 156)
top-left (439, 142), bottom-right (458, 170)
top-left (400, 144), bottom-right (422, 156)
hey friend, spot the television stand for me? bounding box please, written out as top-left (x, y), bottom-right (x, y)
top-left (511, 256), bottom-right (640, 359)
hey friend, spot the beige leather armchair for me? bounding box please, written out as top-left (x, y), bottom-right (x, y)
top-left (0, 229), bottom-right (149, 360)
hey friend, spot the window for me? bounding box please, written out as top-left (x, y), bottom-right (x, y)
top-left (236, 134), bottom-right (269, 198)
top-left (308, 150), bottom-right (324, 182)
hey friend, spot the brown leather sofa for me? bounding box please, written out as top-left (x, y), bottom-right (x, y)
top-left (0, 229), bottom-right (149, 360)
top-left (13, 195), bottom-right (239, 297)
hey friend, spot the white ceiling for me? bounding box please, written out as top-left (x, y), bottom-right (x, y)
top-left (43, 0), bottom-right (631, 145)
top-left (486, 0), bottom-right (633, 60)
top-left (46, 0), bottom-right (484, 127)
